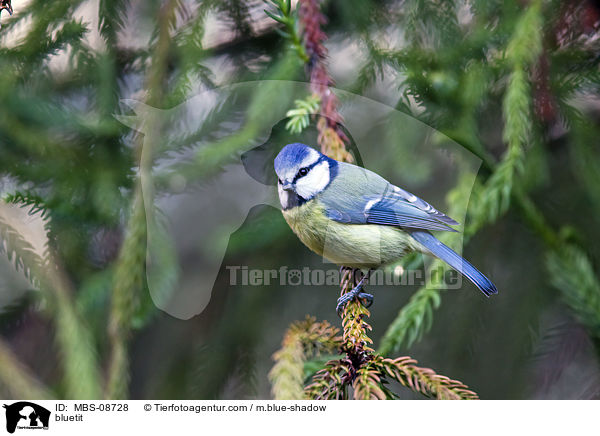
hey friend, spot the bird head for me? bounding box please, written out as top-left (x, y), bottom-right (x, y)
top-left (274, 143), bottom-right (338, 210)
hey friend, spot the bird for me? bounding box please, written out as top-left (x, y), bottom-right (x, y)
top-left (274, 142), bottom-right (497, 315)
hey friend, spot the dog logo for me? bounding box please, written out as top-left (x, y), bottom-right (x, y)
top-left (3, 402), bottom-right (50, 433)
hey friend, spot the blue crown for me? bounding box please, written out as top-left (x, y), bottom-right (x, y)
top-left (274, 143), bottom-right (319, 173)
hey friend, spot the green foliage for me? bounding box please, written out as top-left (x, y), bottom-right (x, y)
top-left (547, 244), bottom-right (600, 337)
top-left (481, 67), bottom-right (530, 218)
top-left (273, 300), bottom-right (479, 400)
top-left (504, 1), bottom-right (543, 66)
top-left (264, 0), bottom-right (308, 61)
top-left (470, 0), bottom-right (543, 228)
top-left (304, 359), bottom-right (350, 400)
top-left (570, 120), bottom-right (600, 215)
top-left (379, 356), bottom-right (479, 400)
top-left (51, 280), bottom-right (103, 399)
top-left (106, 188), bottom-right (148, 399)
top-left (285, 95), bottom-right (321, 133)
top-left (269, 316), bottom-right (341, 400)
top-left (4, 192), bottom-right (48, 219)
top-left (0, 202), bottom-right (102, 398)
top-left (379, 276), bottom-right (442, 355)
top-left (0, 214), bottom-right (44, 289)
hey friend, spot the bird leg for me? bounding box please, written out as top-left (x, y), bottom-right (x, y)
top-left (336, 269), bottom-right (374, 316)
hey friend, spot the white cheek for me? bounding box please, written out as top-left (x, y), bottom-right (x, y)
top-left (295, 162), bottom-right (330, 199)
top-left (278, 184), bottom-right (289, 209)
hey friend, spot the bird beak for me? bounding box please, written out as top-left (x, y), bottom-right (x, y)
top-left (281, 182), bottom-right (293, 191)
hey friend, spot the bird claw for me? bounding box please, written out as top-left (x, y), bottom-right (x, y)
top-left (336, 281), bottom-right (374, 316)
top-left (358, 292), bottom-right (374, 308)
top-left (335, 293), bottom-right (353, 316)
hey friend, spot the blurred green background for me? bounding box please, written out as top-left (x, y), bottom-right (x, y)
top-left (0, 0), bottom-right (599, 400)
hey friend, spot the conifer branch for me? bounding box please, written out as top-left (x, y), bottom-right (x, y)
top-left (379, 275), bottom-right (442, 355)
top-left (472, 0), bottom-right (543, 228)
top-left (304, 359), bottom-right (351, 400)
top-left (105, 0), bottom-right (178, 399)
top-left (264, 0), bottom-right (308, 62)
top-left (271, 268), bottom-right (479, 400)
top-left (0, 215), bottom-right (44, 289)
top-left (379, 356), bottom-right (479, 400)
top-left (285, 94), bottom-right (321, 134)
top-left (338, 268), bottom-right (374, 362)
top-left (269, 316), bottom-right (342, 400)
top-left (547, 244), bottom-right (600, 338)
top-left (105, 187), bottom-right (147, 399)
top-left (297, 0), bottom-right (353, 162)
top-left (45, 253), bottom-right (103, 399)
top-left (0, 212), bottom-right (102, 399)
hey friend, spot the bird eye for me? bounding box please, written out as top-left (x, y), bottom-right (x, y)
top-left (298, 167), bottom-right (309, 177)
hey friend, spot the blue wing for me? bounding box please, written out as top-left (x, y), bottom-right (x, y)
top-left (363, 184), bottom-right (459, 231)
top-left (319, 163), bottom-right (459, 232)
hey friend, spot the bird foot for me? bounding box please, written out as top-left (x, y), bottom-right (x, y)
top-left (336, 278), bottom-right (374, 316)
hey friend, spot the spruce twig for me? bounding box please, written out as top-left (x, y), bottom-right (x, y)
top-left (298, 0), bottom-right (352, 162)
top-left (105, 0), bottom-right (178, 399)
top-left (269, 316), bottom-right (342, 399)
top-left (0, 210), bottom-right (102, 399)
top-left (105, 187), bottom-right (147, 399)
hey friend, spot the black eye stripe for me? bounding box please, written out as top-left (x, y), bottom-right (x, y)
top-left (292, 156), bottom-right (326, 182)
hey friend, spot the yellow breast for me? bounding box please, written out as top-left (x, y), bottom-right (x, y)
top-left (282, 200), bottom-right (421, 268)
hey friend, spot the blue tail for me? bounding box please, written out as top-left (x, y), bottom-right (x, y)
top-left (410, 231), bottom-right (498, 297)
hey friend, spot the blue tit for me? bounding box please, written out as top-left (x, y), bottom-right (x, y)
top-left (274, 142), bottom-right (497, 314)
